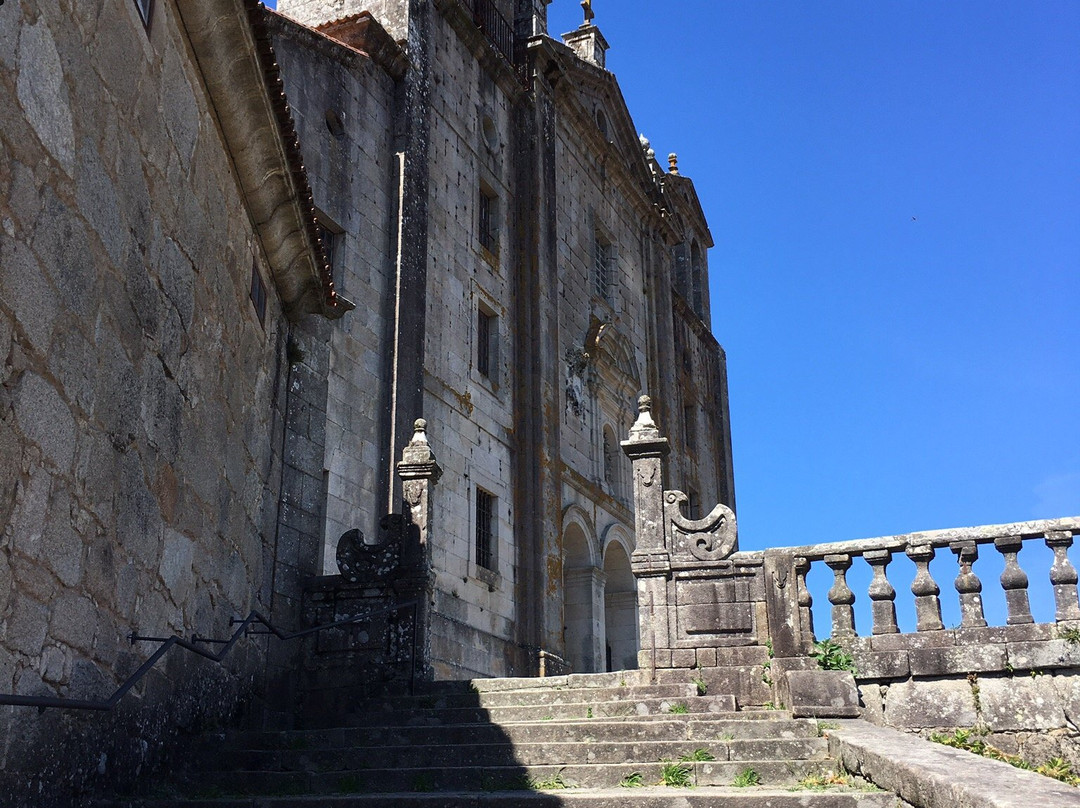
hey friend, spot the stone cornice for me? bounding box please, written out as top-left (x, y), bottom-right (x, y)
top-left (174, 0), bottom-right (353, 320)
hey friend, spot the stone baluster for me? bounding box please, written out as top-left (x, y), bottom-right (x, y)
top-left (864, 549), bottom-right (898, 635)
top-left (795, 556), bottom-right (815, 645)
top-left (825, 554), bottom-right (856, 640)
top-left (950, 540), bottom-right (987, 629)
top-left (995, 536), bottom-right (1033, 625)
top-left (907, 543), bottom-right (944, 631)
top-left (1046, 531), bottom-right (1080, 622)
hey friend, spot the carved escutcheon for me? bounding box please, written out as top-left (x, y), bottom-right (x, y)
top-left (665, 490), bottom-right (737, 562)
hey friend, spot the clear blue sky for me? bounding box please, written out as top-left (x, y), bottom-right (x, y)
top-left (546, 2), bottom-right (1080, 556)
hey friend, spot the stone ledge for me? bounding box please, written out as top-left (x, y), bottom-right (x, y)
top-left (827, 719), bottom-right (1080, 807)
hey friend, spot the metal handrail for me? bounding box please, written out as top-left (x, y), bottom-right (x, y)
top-left (0, 599), bottom-right (420, 711)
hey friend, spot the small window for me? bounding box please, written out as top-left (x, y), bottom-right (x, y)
top-left (593, 235), bottom-right (613, 302)
top-left (475, 488), bottom-right (496, 571)
top-left (132, 0), bottom-right (153, 27)
top-left (477, 305), bottom-right (498, 383)
top-left (683, 404), bottom-right (695, 447)
top-left (479, 186), bottom-right (499, 256)
top-left (249, 259), bottom-right (267, 325)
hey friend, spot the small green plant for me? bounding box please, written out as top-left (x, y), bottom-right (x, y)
top-left (659, 761), bottom-right (693, 787)
top-left (530, 773), bottom-right (571, 790)
top-left (811, 639), bottom-right (857, 674)
top-left (763, 701), bottom-right (781, 710)
top-left (586, 707), bottom-right (593, 718)
top-left (411, 773), bottom-right (435, 792)
top-left (796, 771), bottom-right (854, 791)
top-left (619, 772), bottom-right (644, 788)
top-left (1059, 626), bottom-right (1080, 646)
top-left (679, 748), bottom-right (715, 762)
top-left (816, 721), bottom-right (840, 737)
top-left (541, 715), bottom-right (554, 721)
top-left (692, 674), bottom-right (708, 696)
top-left (1037, 757), bottom-right (1080, 785)
top-left (761, 657), bottom-right (773, 687)
top-left (720, 732), bottom-right (735, 741)
top-left (928, 729), bottom-right (1080, 785)
top-left (668, 702), bottom-right (689, 714)
top-left (732, 767), bottom-right (761, 787)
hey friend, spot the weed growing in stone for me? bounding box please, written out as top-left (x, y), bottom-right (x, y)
top-left (1059, 626), bottom-right (1080, 646)
top-left (929, 730), bottom-right (1080, 786)
top-left (667, 702), bottom-right (689, 714)
top-left (816, 722), bottom-right (840, 737)
top-left (692, 674), bottom-right (708, 696)
top-left (720, 732), bottom-right (735, 741)
top-left (795, 770), bottom-right (854, 791)
top-left (659, 761), bottom-right (693, 787)
top-left (586, 707), bottom-right (593, 718)
top-left (679, 748), bottom-right (715, 762)
top-left (619, 772), bottom-right (644, 788)
top-left (529, 773), bottom-right (571, 790)
top-left (811, 639), bottom-right (856, 674)
top-left (732, 767), bottom-right (761, 787)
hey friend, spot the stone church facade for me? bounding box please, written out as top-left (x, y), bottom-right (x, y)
top-left (0, 0), bottom-right (731, 799)
top-left (268, 0), bottom-right (735, 679)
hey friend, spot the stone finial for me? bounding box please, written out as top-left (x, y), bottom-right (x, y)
top-left (627, 395), bottom-right (661, 442)
top-left (410, 418), bottom-right (428, 444)
top-left (668, 153), bottom-right (679, 174)
top-left (581, 0), bottom-right (594, 24)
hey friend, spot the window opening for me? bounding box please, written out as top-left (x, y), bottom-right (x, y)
top-left (475, 488), bottom-right (496, 570)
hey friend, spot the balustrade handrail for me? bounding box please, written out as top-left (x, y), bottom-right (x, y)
top-left (769, 517), bottom-right (1080, 562)
top-left (0, 599), bottom-right (420, 712)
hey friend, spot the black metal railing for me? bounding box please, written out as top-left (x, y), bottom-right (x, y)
top-left (0, 600), bottom-right (420, 712)
top-left (469, 0), bottom-right (518, 70)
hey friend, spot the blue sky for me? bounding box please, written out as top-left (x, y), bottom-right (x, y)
top-left (545, 1), bottom-right (1080, 552)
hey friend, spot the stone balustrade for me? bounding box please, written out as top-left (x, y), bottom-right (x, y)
top-left (776, 519), bottom-right (1080, 649)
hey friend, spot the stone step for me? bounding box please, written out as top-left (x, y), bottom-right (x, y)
top-left (184, 758), bottom-right (834, 795)
top-left (102, 785), bottom-right (907, 807)
top-left (421, 671), bottom-right (653, 694)
top-left (230, 716), bottom-right (819, 750)
top-left (353, 682), bottom-right (699, 710)
top-left (332, 696), bottom-right (737, 726)
top-left (206, 736), bottom-right (828, 771)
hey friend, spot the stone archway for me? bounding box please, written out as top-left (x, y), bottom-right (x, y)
top-left (563, 520), bottom-right (604, 673)
top-left (603, 538), bottom-right (638, 671)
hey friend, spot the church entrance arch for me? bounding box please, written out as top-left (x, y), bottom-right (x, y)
top-left (563, 518), bottom-right (604, 673)
top-left (602, 537), bottom-right (638, 671)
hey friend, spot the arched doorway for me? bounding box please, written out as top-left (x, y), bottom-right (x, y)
top-left (603, 539), bottom-right (638, 671)
top-left (563, 520), bottom-right (604, 673)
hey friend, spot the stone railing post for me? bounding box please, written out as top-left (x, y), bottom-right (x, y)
top-left (950, 540), bottom-right (987, 629)
top-left (907, 543), bottom-right (944, 631)
top-left (396, 418), bottom-right (442, 568)
top-left (794, 556), bottom-right (815, 649)
top-left (864, 549), bottom-right (898, 635)
top-left (825, 554), bottom-right (855, 640)
top-left (622, 395), bottom-right (670, 671)
top-left (396, 419), bottom-right (442, 679)
top-left (995, 535), bottom-right (1033, 625)
top-left (1045, 531), bottom-right (1080, 622)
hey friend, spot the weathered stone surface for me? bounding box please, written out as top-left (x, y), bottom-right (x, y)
top-left (829, 719), bottom-right (1080, 808)
top-left (883, 679), bottom-right (977, 728)
top-left (908, 643), bottom-right (1007, 676)
top-left (788, 670), bottom-right (860, 718)
top-left (979, 675), bottom-right (1065, 731)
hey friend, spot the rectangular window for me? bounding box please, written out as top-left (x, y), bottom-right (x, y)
top-left (687, 488), bottom-right (701, 521)
top-left (132, 0), bottom-right (153, 27)
top-left (683, 404), bottom-right (695, 446)
top-left (479, 187), bottom-right (499, 255)
top-left (475, 488), bottom-right (496, 571)
top-left (594, 236), bottom-right (612, 301)
top-left (477, 304), bottom-right (498, 384)
top-left (249, 259), bottom-right (267, 325)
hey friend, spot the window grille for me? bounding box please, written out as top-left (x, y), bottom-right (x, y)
top-left (475, 489), bottom-right (495, 570)
top-left (594, 237), bottom-right (612, 301)
top-left (477, 309), bottom-right (494, 379)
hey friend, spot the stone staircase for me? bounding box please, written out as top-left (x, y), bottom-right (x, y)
top-left (109, 671), bottom-right (908, 806)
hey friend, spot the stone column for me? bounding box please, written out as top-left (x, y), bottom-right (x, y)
top-left (395, 419), bottom-right (442, 680)
top-left (622, 395), bottom-right (671, 672)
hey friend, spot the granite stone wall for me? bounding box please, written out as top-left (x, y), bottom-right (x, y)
top-left (0, 0), bottom-right (295, 801)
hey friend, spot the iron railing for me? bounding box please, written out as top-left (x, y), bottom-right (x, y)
top-left (0, 600), bottom-right (420, 712)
